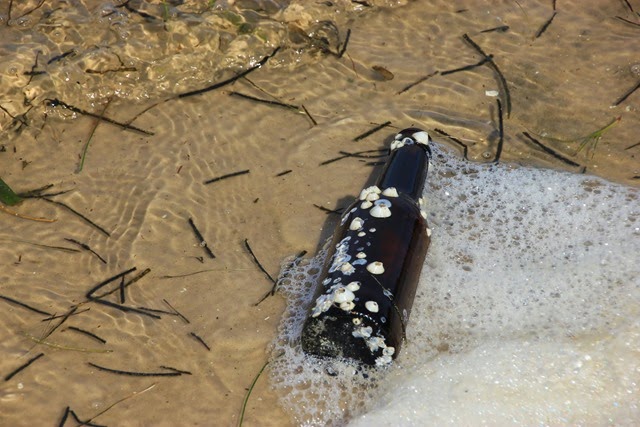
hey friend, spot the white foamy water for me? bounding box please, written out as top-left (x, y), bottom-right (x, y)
top-left (272, 144), bottom-right (639, 426)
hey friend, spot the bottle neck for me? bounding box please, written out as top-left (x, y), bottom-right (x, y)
top-left (375, 144), bottom-right (430, 201)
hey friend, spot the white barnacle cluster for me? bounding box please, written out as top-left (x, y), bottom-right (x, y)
top-left (310, 280), bottom-right (364, 316)
top-left (328, 236), bottom-right (353, 275)
top-left (351, 325), bottom-right (395, 366)
top-left (359, 185), bottom-right (381, 209)
top-left (370, 199), bottom-right (392, 218)
top-left (391, 130), bottom-right (430, 151)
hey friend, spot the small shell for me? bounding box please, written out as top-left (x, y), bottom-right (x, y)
top-left (367, 261), bottom-right (385, 275)
top-left (359, 186), bottom-right (381, 201)
top-left (412, 130), bottom-right (430, 146)
top-left (360, 201), bottom-right (373, 209)
top-left (366, 192), bottom-right (380, 202)
top-left (383, 346), bottom-right (395, 356)
top-left (340, 262), bottom-right (355, 275)
top-left (370, 199), bottom-right (392, 218)
top-left (339, 301), bottom-right (355, 311)
top-left (346, 281), bottom-right (361, 292)
top-left (356, 252), bottom-right (366, 259)
top-left (426, 227), bottom-right (432, 237)
top-left (375, 355), bottom-right (393, 366)
top-left (349, 217), bottom-right (364, 231)
top-left (352, 317), bottom-right (362, 325)
top-left (357, 231), bottom-right (366, 237)
top-left (420, 210), bottom-right (427, 219)
top-left (333, 287), bottom-right (355, 303)
top-left (352, 326), bottom-right (372, 338)
top-left (381, 187), bottom-right (399, 197)
top-left (365, 301), bottom-right (379, 313)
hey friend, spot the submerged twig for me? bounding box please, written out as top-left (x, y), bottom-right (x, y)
top-left (203, 169), bottom-right (250, 185)
top-left (64, 238), bottom-right (107, 264)
top-left (397, 71), bottom-right (439, 94)
top-left (177, 47), bottom-right (280, 99)
top-left (46, 98), bottom-right (153, 136)
top-left (462, 34), bottom-right (511, 118)
top-left (0, 295), bottom-right (52, 316)
top-left (189, 332), bottom-right (211, 351)
top-left (23, 333), bottom-right (111, 353)
top-left (65, 326), bottom-right (107, 344)
top-left (243, 239), bottom-right (276, 285)
top-left (432, 128), bottom-right (469, 160)
top-left (77, 98), bottom-right (111, 173)
top-left (494, 98), bottom-right (504, 163)
top-left (163, 299), bottom-right (190, 324)
top-left (188, 217), bottom-right (215, 259)
top-left (522, 131), bottom-right (581, 167)
top-left (88, 363), bottom-right (186, 377)
top-left (40, 197), bottom-right (111, 237)
top-left (612, 80), bottom-right (640, 106)
top-left (352, 121), bottom-right (392, 141)
top-left (0, 204), bottom-right (56, 222)
top-left (4, 353), bottom-right (44, 381)
top-left (534, 11), bottom-right (557, 38)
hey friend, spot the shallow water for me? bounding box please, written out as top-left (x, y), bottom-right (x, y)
top-left (0, 0), bottom-right (639, 426)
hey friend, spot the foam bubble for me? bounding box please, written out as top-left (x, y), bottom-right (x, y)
top-left (271, 145), bottom-right (640, 426)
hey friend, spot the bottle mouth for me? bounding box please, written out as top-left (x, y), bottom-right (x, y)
top-left (377, 129), bottom-right (431, 201)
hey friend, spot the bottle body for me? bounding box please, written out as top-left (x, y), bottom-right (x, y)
top-left (301, 129), bottom-right (432, 366)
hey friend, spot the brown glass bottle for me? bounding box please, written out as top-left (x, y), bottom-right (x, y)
top-left (301, 128), bottom-right (432, 366)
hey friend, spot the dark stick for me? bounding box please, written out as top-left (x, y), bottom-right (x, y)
top-left (337, 28), bottom-right (352, 58)
top-left (612, 79), bottom-right (640, 106)
top-left (243, 239), bottom-right (276, 285)
top-left (88, 362), bottom-right (184, 377)
top-left (4, 353), bottom-right (44, 381)
top-left (624, 141), bottom-right (640, 150)
top-left (47, 49), bottom-right (76, 65)
top-left (494, 98), bottom-right (504, 163)
top-left (535, 12), bottom-right (558, 39)
top-left (68, 409), bottom-right (105, 427)
top-left (41, 197), bottom-right (111, 237)
top-left (622, 0), bottom-right (634, 13)
top-left (254, 249), bottom-right (307, 304)
top-left (522, 132), bottom-right (581, 167)
top-left (319, 154), bottom-right (350, 166)
top-left (0, 295), bottom-right (52, 316)
top-left (229, 91), bottom-right (299, 111)
top-left (462, 34), bottom-right (512, 118)
top-left (301, 104), bottom-right (317, 126)
top-left (203, 169), bottom-right (250, 185)
top-left (119, 275), bottom-right (125, 304)
top-left (45, 99), bottom-right (153, 136)
top-left (159, 366), bottom-right (192, 375)
top-left (480, 25), bottom-right (509, 33)
top-left (177, 47), bottom-right (280, 99)
top-left (189, 332), bottom-right (211, 351)
top-left (58, 407), bottom-right (71, 427)
top-left (338, 149), bottom-right (388, 159)
top-left (66, 326), bottom-right (107, 344)
top-left (615, 16), bottom-right (640, 27)
top-left (312, 204), bottom-right (344, 215)
top-left (188, 217), bottom-right (215, 259)
top-left (163, 299), bottom-right (190, 324)
top-left (352, 121), bottom-right (392, 141)
top-left (432, 128), bottom-right (469, 160)
top-left (41, 308), bottom-right (89, 322)
top-left (42, 306), bottom-right (79, 339)
top-left (86, 267), bottom-right (137, 300)
top-left (397, 71), bottom-right (439, 94)
top-left (91, 299), bottom-right (161, 319)
top-left (275, 170), bottom-right (292, 177)
top-left (440, 55), bottom-right (493, 76)
top-left (63, 238), bottom-right (107, 264)
top-left (553, 0), bottom-right (557, 10)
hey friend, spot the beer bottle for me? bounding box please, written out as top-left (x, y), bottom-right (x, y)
top-left (301, 128), bottom-right (432, 366)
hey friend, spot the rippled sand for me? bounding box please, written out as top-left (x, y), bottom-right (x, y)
top-left (1, 1), bottom-right (639, 426)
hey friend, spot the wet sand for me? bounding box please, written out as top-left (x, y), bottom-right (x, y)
top-left (1, 1), bottom-right (639, 426)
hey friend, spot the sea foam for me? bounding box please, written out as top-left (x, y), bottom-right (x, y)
top-left (271, 144), bottom-right (640, 426)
